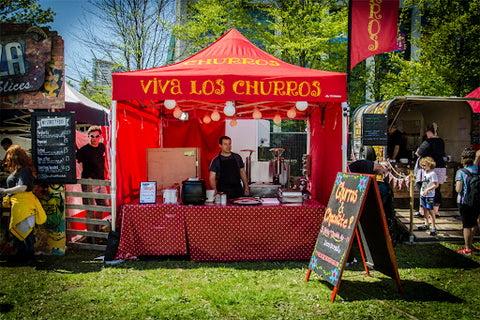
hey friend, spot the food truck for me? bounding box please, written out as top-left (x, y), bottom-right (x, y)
top-left (351, 96), bottom-right (480, 207)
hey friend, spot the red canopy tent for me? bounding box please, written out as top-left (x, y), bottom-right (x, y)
top-left (466, 87), bottom-right (480, 113)
top-left (110, 29), bottom-right (347, 227)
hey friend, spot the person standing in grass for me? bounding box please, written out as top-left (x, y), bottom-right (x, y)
top-left (455, 147), bottom-right (479, 255)
top-left (417, 157), bottom-right (438, 236)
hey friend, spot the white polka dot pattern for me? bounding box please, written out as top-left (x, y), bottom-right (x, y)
top-left (115, 198), bottom-right (325, 262)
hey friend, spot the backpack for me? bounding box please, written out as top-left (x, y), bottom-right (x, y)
top-left (461, 168), bottom-right (480, 209)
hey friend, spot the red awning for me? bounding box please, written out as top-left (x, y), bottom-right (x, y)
top-left (112, 29), bottom-right (346, 109)
top-left (466, 87), bottom-right (480, 113)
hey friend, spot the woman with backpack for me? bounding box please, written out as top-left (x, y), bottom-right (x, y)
top-left (455, 147), bottom-right (479, 255)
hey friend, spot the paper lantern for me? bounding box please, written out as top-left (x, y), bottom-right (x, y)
top-left (203, 115), bottom-right (211, 124)
top-left (211, 110), bottom-right (221, 121)
top-left (229, 118), bottom-right (237, 127)
top-left (273, 113), bottom-right (282, 124)
top-left (287, 108), bottom-right (296, 119)
top-left (252, 108), bottom-right (262, 119)
top-left (224, 101), bottom-right (236, 116)
top-left (164, 100), bottom-right (176, 110)
top-left (295, 101), bottom-right (308, 111)
top-left (173, 107), bottom-right (182, 119)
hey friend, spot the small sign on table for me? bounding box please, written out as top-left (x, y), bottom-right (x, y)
top-left (139, 181), bottom-right (157, 204)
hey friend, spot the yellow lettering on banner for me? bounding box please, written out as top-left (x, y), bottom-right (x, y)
top-left (233, 80), bottom-right (245, 95)
top-left (312, 81), bottom-right (321, 97)
top-left (197, 59), bottom-right (211, 65)
top-left (260, 81), bottom-right (273, 96)
top-left (171, 79), bottom-right (182, 95)
top-left (140, 80), bottom-right (153, 94)
top-left (273, 81), bottom-right (286, 96)
top-left (228, 57), bottom-right (241, 65)
top-left (298, 81), bottom-right (311, 97)
top-left (286, 81), bottom-right (299, 97)
top-left (269, 61), bottom-right (280, 67)
top-left (157, 79), bottom-right (170, 94)
top-left (190, 80), bottom-right (202, 95)
top-left (213, 58), bottom-right (227, 65)
top-left (215, 79), bottom-right (225, 95)
top-left (183, 60), bottom-right (195, 65)
top-left (202, 80), bottom-right (215, 95)
top-left (246, 80), bottom-right (259, 95)
top-left (242, 58), bottom-right (255, 65)
top-left (256, 59), bottom-right (268, 66)
top-left (368, 0), bottom-right (383, 51)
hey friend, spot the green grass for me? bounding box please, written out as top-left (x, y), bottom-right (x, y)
top-left (1, 242), bottom-right (480, 319)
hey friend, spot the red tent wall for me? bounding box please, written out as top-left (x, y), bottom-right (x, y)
top-left (310, 103), bottom-right (342, 205)
top-left (116, 102), bottom-right (160, 206)
top-left (163, 118), bottom-right (225, 187)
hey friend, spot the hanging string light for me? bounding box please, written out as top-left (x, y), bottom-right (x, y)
top-left (252, 108), bottom-right (262, 119)
top-left (224, 101), bottom-right (236, 116)
top-left (164, 100), bottom-right (176, 110)
top-left (211, 109), bottom-right (221, 121)
top-left (229, 118), bottom-right (237, 127)
top-left (203, 114), bottom-right (211, 124)
top-left (273, 113), bottom-right (282, 124)
top-left (287, 107), bottom-right (296, 119)
top-left (173, 107), bottom-right (183, 119)
top-left (295, 101), bottom-right (308, 111)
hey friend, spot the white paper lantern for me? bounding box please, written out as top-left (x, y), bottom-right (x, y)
top-left (273, 113), bottom-right (282, 124)
top-left (203, 115), bottom-right (211, 124)
top-left (287, 108), bottom-right (296, 119)
top-left (211, 110), bottom-right (221, 121)
top-left (173, 107), bottom-right (182, 119)
top-left (295, 101), bottom-right (308, 111)
top-left (252, 108), bottom-right (262, 119)
top-left (229, 118), bottom-right (237, 127)
top-left (224, 101), bottom-right (236, 117)
top-left (164, 99), bottom-right (176, 110)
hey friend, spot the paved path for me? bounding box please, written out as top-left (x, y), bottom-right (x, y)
top-left (396, 208), bottom-right (480, 243)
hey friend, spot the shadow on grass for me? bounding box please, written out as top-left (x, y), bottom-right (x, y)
top-left (393, 243), bottom-right (480, 270)
top-left (335, 278), bottom-right (463, 303)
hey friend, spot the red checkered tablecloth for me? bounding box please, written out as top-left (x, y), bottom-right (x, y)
top-left (185, 200), bottom-right (325, 262)
top-left (115, 203), bottom-right (188, 259)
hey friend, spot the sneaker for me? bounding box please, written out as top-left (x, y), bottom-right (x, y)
top-left (429, 229), bottom-right (436, 236)
top-left (457, 248), bottom-right (472, 255)
top-left (417, 224), bottom-right (430, 231)
top-left (414, 211), bottom-right (424, 218)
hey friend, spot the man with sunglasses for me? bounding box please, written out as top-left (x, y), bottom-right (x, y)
top-left (76, 126), bottom-right (107, 240)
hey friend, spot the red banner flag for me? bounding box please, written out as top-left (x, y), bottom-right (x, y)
top-left (350, 0), bottom-right (399, 70)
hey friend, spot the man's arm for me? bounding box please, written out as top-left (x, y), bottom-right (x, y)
top-left (392, 145), bottom-right (400, 160)
top-left (240, 168), bottom-right (249, 195)
top-left (209, 171), bottom-right (217, 194)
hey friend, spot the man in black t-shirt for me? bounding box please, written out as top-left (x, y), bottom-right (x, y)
top-left (76, 126), bottom-right (108, 234)
top-left (387, 120), bottom-right (407, 161)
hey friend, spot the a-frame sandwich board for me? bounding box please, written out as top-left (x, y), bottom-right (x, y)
top-left (305, 172), bottom-right (402, 302)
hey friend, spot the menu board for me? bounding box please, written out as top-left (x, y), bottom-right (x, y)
top-left (362, 113), bottom-right (388, 146)
top-left (308, 172), bottom-right (369, 286)
top-left (31, 112), bottom-right (76, 184)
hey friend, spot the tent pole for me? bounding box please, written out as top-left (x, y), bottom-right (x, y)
top-left (342, 102), bottom-right (350, 172)
top-left (111, 100), bottom-right (117, 231)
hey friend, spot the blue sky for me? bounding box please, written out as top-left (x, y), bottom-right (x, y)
top-left (39, 0), bottom-right (97, 85)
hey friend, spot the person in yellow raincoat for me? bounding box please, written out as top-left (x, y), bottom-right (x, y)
top-left (0, 146), bottom-right (46, 262)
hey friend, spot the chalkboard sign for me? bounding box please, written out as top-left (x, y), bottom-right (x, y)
top-left (31, 112), bottom-right (76, 184)
top-left (306, 172), bottom-right (402, 302)
top-left (308, 172), bottom-right (369, 286)
top-left (472, 113), bottom-right (480, 145)
top-left (362, 113), bottom-right (388, 146)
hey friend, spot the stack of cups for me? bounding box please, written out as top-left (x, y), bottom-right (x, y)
top-left (163, 189), bottom-right (177, 204)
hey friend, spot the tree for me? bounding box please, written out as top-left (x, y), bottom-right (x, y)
top-left (173, 0), bottom-right (347, 71)
top-left (0, 0), bottom-right (55, 25)
top-left (377, 0), bottom-right (480, 99)
top-left (78, 0), bottom-right (175, 72)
